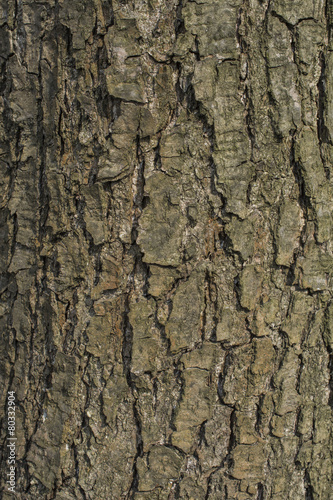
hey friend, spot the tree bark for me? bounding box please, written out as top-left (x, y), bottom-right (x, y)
top-left (0, 0), bottom-right (332, 498)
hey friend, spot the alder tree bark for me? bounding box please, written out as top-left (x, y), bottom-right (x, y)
top-left (0, 0), bottom-right (333, 498)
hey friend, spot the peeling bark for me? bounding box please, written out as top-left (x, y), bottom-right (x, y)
top-left (0, 0), bottom-right (332, 498)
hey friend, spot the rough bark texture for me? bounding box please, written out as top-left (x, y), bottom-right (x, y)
top-left (0, 0), bottom-right (333, 498)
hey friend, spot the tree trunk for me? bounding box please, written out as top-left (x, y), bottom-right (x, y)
top-left (0, 0), bottom-right (332, 498)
